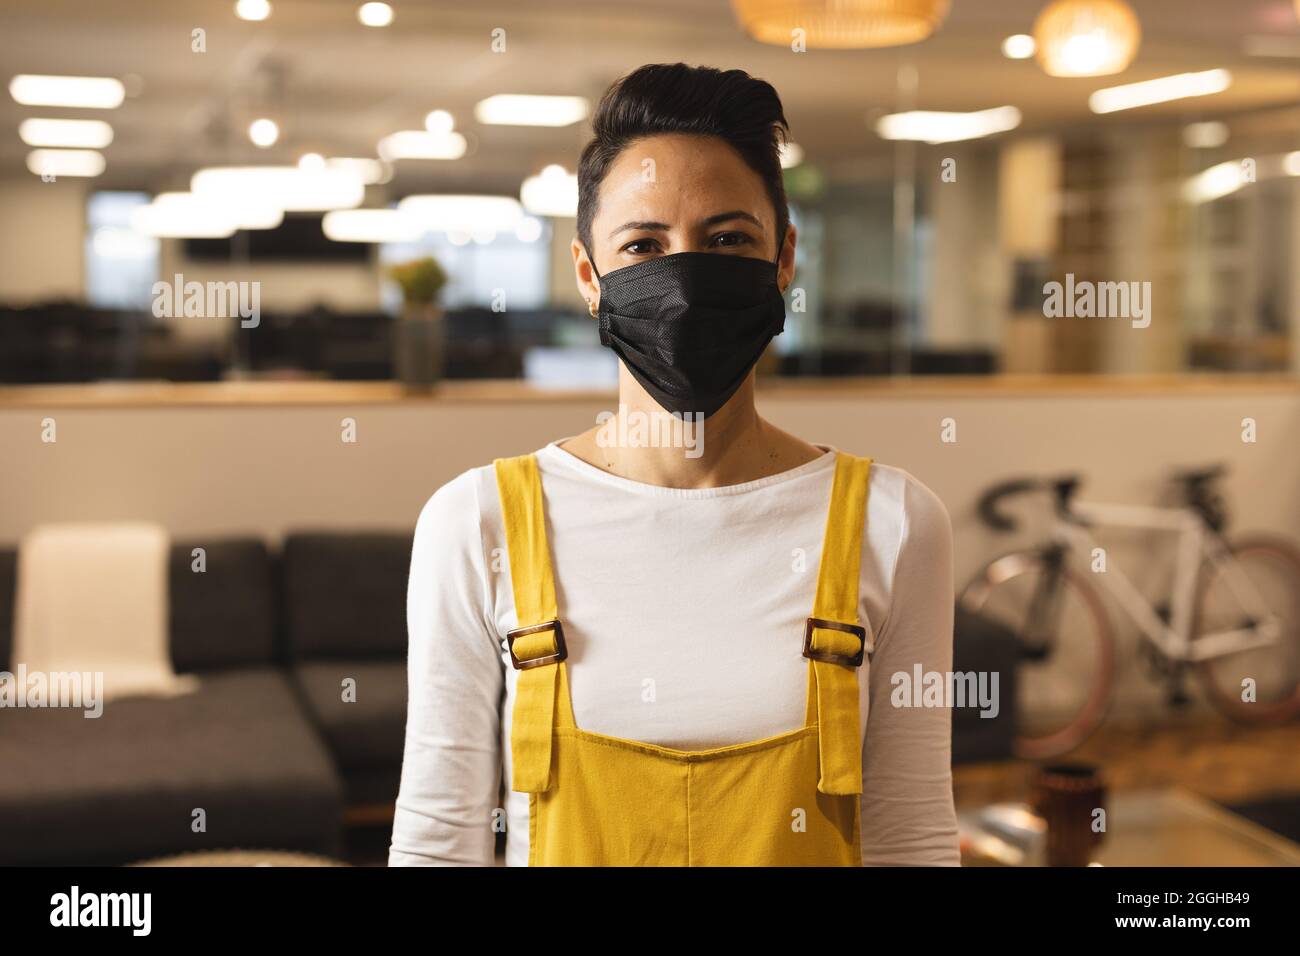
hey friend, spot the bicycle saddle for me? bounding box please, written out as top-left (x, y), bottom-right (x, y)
top-left (1172, 463), bottom-right (1226, 487)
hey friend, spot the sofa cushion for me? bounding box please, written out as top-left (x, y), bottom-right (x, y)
top-left (282, 532), bottom-right (411, 659)
top-left (0, 540), bottom-right (275, 673)
top-left (293, 659), bottom-right (407, 774)
top-left (170, 538), bottom-right (277, 671)
top-left (0, 669), bottom-right (344, 865)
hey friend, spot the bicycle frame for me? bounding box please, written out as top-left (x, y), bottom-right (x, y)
top-left (1050, 499), bottom-right (1281, 663)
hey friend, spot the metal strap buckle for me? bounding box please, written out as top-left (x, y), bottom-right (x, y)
top-left (802, 617), bottom-right (869, 667)
top-left (506, 619), bottom-right (567, 670)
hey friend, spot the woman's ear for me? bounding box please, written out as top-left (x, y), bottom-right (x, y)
top-left (571, 237), bottom-right (600, 316)
top-left (776, 223), bottom-right (797, 294)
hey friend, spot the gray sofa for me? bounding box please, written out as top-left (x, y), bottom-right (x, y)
top-left (0, 535), bottom-right (414, 866)
top-left (282, 533), bottom-right (411, 806)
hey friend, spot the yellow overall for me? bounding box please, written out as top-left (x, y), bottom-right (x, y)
top-left (494, 450), bottom-right (873, 866)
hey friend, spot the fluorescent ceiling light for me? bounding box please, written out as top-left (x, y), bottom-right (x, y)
top-left (378, 130), bottom-right (467, 161)
top-left (327, 157), bottom-right (392, 185)
top-left (397, 194), bottom-right (525, 232)
top-left (323, 208), bottom-right (421, 243)
top-left (191, 166), bottom-right (365, 212)
top-left (133, 194), bottom-right (238, 238)
top-left (474, 94), bottom-right (589, 127)
top-left (1182, 160), bottom-right (1248, 204)
top-left (153, 191), bottom-right (283, 231)
top-left (875, 106), bottom-right (1021, 144)
top-left (19, 118), bottom-right (114, 148)
top-left (515, 217), bottom-right (543, 243)
top-left (1089, 69), bottom-right (1232, 114)
top-left (141, 191), bottom-right (283, 234)
top-left (1002, 34), bottom-right (1036, 59)
top-left (520, 165), bottom-right (578, 218)
top-left (10, 74), bottom-right (124, 109)
top-left (26, 149), bottom-right (105, 178)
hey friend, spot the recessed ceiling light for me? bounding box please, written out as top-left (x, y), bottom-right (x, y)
top-left (1002, 34), bottom-right (1036, 59)
top-left (249, 118), bottom-right (279, 148)
top-left (474, 94), bottom-right (589, 127)
top-left (19, 118), bottom-right (114, 149)
top-left (425, 110), bottom-right (455, 135)
top-left (1089, 69), bottom-right (1232, 114)
top-left (358, 2), bottom-right (393, 27)
top-left (235, 0), bottom-right (271, 22)
top-left (1182, 121), bottom-right (1229, 149)
top-left (10, 74), bottom-right (124, 109)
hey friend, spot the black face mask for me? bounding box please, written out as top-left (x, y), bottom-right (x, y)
top-left (590, 251), bottom-right (787, 419)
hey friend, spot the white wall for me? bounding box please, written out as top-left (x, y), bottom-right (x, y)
top-left (0, 177), bottom-right (86, 303)
top-left (3, 382), bottom-right (1297, 717)
top-left (3, 385), bottom-right (1296, 577)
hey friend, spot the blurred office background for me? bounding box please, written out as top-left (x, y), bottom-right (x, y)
top-left (4, 0), bottom-right (1300, 381)
top-left (2, 0), bottom-right (1300, 868)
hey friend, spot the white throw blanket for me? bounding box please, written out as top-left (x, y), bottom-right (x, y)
top-left (13, 522), bottom-right (199, 701)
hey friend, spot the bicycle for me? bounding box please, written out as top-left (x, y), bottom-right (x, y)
top-left (960, 464), bottom-right (1300, 760)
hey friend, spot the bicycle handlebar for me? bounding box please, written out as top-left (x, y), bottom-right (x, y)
top-left (977, 478), bottom-right (1043, 532)
top-left (977, 475), bottom-right (1088, 532)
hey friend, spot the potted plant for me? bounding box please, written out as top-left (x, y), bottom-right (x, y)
top-left (386, 256), bottom-right (449, 390)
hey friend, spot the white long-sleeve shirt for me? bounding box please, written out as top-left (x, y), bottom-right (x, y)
top-left (389, 439), bottom-right (960, 866)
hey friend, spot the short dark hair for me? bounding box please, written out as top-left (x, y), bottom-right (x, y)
top-left (577, 63), bottom-right (791, 262)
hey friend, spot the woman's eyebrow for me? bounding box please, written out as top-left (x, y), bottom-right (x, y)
top-left (608, 211), bottom-right (763, 239)
top-left (702, 210), bottom-right (762, 228)
top-left (608, 220), bottom-right (670, 238)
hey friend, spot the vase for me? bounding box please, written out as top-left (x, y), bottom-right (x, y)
top-left (1032, 763), bottom-right (1108, 866)
top-left (392, 303), bottom-right (445, 391)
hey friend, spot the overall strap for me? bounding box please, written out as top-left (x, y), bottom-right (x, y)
top-left (495, 453), bottom-right (567, 794)
top-left (804, 452), bottom-right (873, 796)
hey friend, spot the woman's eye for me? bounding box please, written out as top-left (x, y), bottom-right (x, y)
top-left (621, 238), bottom-right (662, 255)
top-left (711, 231), bottom-right (753, 248)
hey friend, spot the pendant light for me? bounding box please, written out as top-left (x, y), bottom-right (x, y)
top-left (730, 0), bottom-right (950, 49)
top-left (1033, 0), bottom-right (1141, 77)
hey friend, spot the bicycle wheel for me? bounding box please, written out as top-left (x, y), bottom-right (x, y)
top-left (961, 550), bottom-right (1117, 760)
top-left (1196, 535), bottom-right (1300, 724)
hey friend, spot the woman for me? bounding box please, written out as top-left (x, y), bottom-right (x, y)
top-left (389, 63), bottom-right (959, 866)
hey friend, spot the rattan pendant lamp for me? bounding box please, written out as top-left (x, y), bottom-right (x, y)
top-left (730, 0), bottom-right (950, 49)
